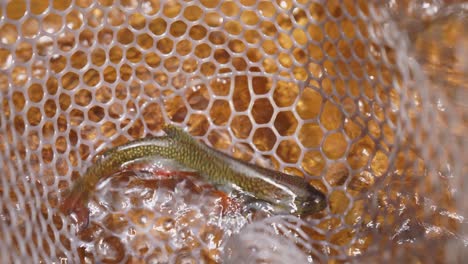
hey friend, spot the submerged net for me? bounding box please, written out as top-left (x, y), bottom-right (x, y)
top-left (0, 0), bottom-right (466, 263)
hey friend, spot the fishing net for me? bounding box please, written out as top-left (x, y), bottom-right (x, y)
top-left (0, 0), bottom-right (466, 263)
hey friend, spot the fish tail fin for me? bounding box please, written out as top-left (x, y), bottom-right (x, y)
top-left (59, 179), bottom-right (92, 228)
top-left (59, 180), bottom-right (90, 215)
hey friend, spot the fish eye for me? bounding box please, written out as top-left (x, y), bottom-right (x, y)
top-left (313, 197), bottom-right (322, 205)
top-left (296, 195), bottom-right (327, 215)
top-left (297, 200), bottom-right (314, 211)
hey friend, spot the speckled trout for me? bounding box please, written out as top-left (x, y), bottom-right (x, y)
top-left (60, 125), bottom-right (326, 222)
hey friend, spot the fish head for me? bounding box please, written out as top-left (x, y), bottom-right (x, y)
top-left (294, 185), bottom-right (327, 215)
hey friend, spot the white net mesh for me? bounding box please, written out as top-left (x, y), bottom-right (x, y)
top-left (0, 0), bottom-right (466, 263)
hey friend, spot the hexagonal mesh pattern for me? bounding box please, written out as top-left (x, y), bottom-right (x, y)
top-left (0, 0), bottom-right (466, 263)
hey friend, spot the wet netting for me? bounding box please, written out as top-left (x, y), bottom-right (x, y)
top-left (0, 0), bottom-right (466, 263)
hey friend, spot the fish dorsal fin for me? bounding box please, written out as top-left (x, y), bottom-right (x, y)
top-left (163, 124), bottom-right (199, 146)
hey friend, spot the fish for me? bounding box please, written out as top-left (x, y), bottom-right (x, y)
top-left (60, 124), bottom-right (327, 224)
